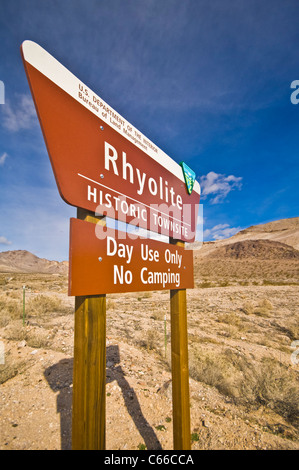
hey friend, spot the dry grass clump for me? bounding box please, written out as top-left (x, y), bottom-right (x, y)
top-left (286, 322), bottom-right (299, 341)
top-left (150, 310), bottom-right (165, 321)
top-left (240, 358), bottom-right (299, 427)
top-left (138, 329), bottom-right (161, 352)
top-left (189, 346), bottom-right (299, 427)
top-left (0, 355), bottom-right (29, 385)
top-left (2, 322), bottom-right (51, 350)
top-left (189, 347), bottom-right (241, 397)
top-left (0, 292), bottom-right (71, 328)
top-left (136, 292), bottom-right (153, 301)
top-left (241, 298), bottom-right (273, 317)
top-left (241, 301), bottom-right (255, 315)
top-left (25, 328), bottom-right (51, 349)
top-left (0, 293), bottom-right (22, 327)
top-left (0, 293), bottom-right (72, 354)
top-left (272, 320), bottom-right (299, 342)
top-left (106, 299), bottom-right (116, 310)
top-left (216, 312), bottom-right (249, 339)
top-left (27, 294), bottom-right (71, 318)
top-left (253, 298), bottom-right (273, 317)
top-left (217, 312), bottom-right (242, 328)
top-left (3, 322), bottom-right (26, 342)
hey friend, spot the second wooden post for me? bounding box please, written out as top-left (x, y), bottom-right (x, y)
top-left (170, 238), bottom-right (191, 450)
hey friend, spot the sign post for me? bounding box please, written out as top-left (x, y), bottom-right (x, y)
top-left (72, 209), bottom-right (106, 450)
top-left (170, 240), bottom-right (190, 450)
top-left (21, 40), bottom-right (201, 451)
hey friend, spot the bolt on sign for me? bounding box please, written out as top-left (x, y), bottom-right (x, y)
top-left (69, 218), bottom-right (194, 296)
top-left (21, 40), bottom-right (200, 242)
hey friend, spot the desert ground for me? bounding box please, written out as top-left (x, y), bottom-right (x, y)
top-left (0, 217), bottom-right (298, 450)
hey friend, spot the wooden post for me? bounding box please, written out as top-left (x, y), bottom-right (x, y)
top-left (72, 208), bottom-right (106, 450)
top-left (170, 238), bottom-right (191, 450)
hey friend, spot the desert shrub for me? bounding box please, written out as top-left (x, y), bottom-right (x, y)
top-left (0, 295), bottom-right (22, 326)
top-left (283, 321), bottom-right (299, 341)
top-left (3, 322), bottom-right (50, 350)
top-left (259, 298), bottom-right (273, 310)
top-left (199, 281), bottom-right (213, 288)
top-left (240, 358), bottom-right (299, 426)
top-left (263, 280), bottom-right (299, 286)
top-left (190, 347), bottom-right (299, 426)
top-left (217, 312), bottom-right (241, 328)
top-left (191, 432), bottom-right (199, 443)
top-left (0, 357), bottom-right (28, 384)
top-left (189, 347), bottom-right (239, 397)
top-left (137, 292), bottom-right (152, 300)
top-left (25, 328), bottom-right (50, 349)
top-left (142, 329), bottom-right (159, 351)
top-left (241, 299), bottom-right (273, 317)
top-left (137, 443), bottom-right (147, 450)
top-left (27, 294), bottom-right (71, 317)
top-left (136, 329), bottom-right (163, 353)
top-left (241, 301), bottom-right (255, 315)
top-left (219, 281), bottom-right (230, 287)
top-left (253, 298), bottom-right (273, 317)
top-left (106, 299), bottom-right (116, 310)
top-left (150, 310), bottom-right (165, 321)
top-left (3, 321), bottom-right (26, 341)
top-left (0, 311), bottom-right (11, 328)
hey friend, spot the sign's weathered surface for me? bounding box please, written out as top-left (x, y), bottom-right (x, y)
top-left (69, 218), bottom-right (194, 296)
top-left (21, 40), bottom-right (200, 242)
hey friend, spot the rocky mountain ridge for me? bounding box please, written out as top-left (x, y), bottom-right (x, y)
top-left (0, 250), bottom-right (68, 275)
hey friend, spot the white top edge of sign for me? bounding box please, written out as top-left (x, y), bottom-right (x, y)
top-left (22, 40), bottom-right (200, 195)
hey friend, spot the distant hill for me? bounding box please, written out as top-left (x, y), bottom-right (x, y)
top-left (207, 239), bottom-right (299, 260)
top-left (192, 217), bottom-right (299, 256)
top-left (238, 217), bottom-right (299, 248)
top-left (0, 250), bottom-right (68, 275)
top-left (192, 217), bottom-right (299, 285)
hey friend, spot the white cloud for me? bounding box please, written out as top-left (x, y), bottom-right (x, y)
top-left (203, 224), bottom-right (242, 241)
top-left (2, 94), bottom-right (37, 132)
top-left (193, 205), bottom-right (204, 244)
top-left (0, 80), bottom-right (4, 104)
top-left (200, 171), bottom-right (242, 204)
top-left (0, 236), bottom-right (12, 246)
top-left (0, 152), bottom-right (8, 166)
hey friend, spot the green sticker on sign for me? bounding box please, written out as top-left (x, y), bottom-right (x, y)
top-left (180, 162), bottom-right (196, 195)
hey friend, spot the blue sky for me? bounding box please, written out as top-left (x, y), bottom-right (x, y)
top-left (0, 0), bottom-right (299, 261)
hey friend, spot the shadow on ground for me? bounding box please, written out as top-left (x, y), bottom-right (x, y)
top-left (44, 345), bottom-right (162, 450)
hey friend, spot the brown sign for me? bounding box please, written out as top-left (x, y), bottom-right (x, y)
top-left (69, 218), bottom-right (194, 296)
top-left (21, 41), bottom-right (200, 242)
